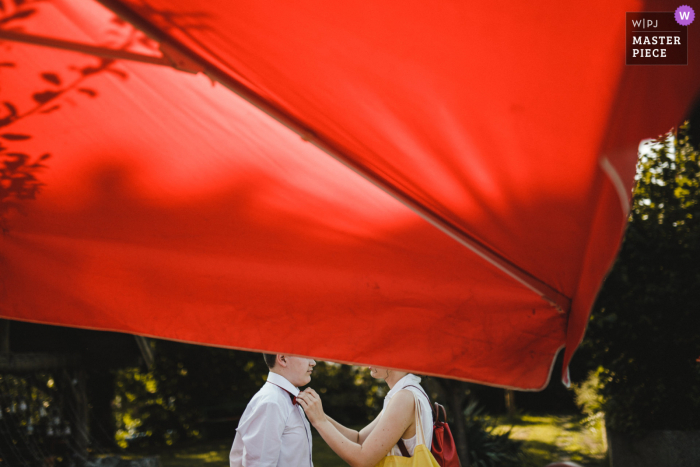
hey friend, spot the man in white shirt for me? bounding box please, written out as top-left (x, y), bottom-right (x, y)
top-left (230, 354), bottom-right (316, 467)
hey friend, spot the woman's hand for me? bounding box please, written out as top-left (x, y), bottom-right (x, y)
top-left (296, 388), bottom-right (327, 426)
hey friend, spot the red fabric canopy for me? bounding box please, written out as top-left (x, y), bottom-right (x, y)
top-left (1, 0), bottom-right (698, 389)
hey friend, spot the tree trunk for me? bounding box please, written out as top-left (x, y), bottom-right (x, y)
top-left (505, 389), bottom-right (516, 417)
top-left (86, 368), bottom-right (118, 449)
top-left (65, 368), bottom-right (90, 463)
top-left (0, 319), bottom-right (9, 354)
top-left (449, 385), bottom-right (469, 467)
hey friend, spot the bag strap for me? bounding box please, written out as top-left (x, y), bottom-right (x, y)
top-left (403, 385), bottom-right (435, 422)
top-left (395, 391), bottom-right (429, 457)
top-left (434, 402), bottom-right (447, 423)
top-left (401, 385), bottom-right (449, 425)
top-left (412, 391), bottom-right (428, 446)
top-left (397, 439), bottom-right (410, 457)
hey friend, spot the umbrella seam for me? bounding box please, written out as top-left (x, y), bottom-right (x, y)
top-left (93, 0), bottom-right (571, 314)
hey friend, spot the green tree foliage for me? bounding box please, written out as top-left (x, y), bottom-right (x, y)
top-left (304, 361), bottom-right (385, 423)
top-left (113, 341), bottom-right (383, 448)
top-left (114, 340), bottom-right (275, 448)
top-left (582, 123), bottom-right (700, 432)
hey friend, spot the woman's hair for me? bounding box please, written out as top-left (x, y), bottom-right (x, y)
top-left (262, 353), bottom-right (277, 369)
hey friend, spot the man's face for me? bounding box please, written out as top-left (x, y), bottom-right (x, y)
top-left (285, 356), bottom-right (316, 387)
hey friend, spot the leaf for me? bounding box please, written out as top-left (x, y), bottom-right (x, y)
top-left (3, 102), bottom-right (17, 117)
top-left (40, 104), bottom-right (61, 114)
top-left (0, 117), bottom-right (12, 128)
top-left (138, 36), bottom-right (157, 49)
top-left (0, 62), bottom-right (14, 68)
top-left (0, 7), bottom-right (35, 26)
top-left (0, 200), bottom-right (22, 212)
top-left (9, 177), bottom-right (25, 190)
top-left (80, 58), bottom-right (114, 76)
top-left (4, 153), bottom-right (28, 171)
top-left (0, 133), bottom-right (30, 141)
top-left (106, 68), bottom-right (128, 80)
top-left (40, 72), bottom-right (61, 86)
top-left (17, 190), bottom-right (38, 200)
top-left (32, 90), bottom-right (60, 104)
top-left (77, 88), bottom-right (97, 98)
top-left (80, 66), bottom-right (101, 76)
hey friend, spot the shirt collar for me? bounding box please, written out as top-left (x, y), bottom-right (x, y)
top-left (385, 373), bottom-right (421, 400)
top-left (266, 371), bottom-right (300, 396)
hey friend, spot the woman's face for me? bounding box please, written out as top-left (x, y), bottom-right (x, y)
top-left (369, 366), bottom-right (390, 380)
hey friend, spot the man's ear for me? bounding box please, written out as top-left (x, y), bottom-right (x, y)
top-left (276, 355), bottom-right (288, 368)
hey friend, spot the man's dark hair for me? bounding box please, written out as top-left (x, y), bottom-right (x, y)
top-left (262, 353), bottom-right (277, 369)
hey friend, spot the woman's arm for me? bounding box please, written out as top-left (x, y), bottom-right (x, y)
top-left (323, 411), bottom-right (381, 444)
top-left (359, 415), bottom-right (381, 445)
top-left (297, 389), bottom-right (415, 467)
top-left (301, 389), bottom-right (380, 444)
top-left (325, 415), bottom-right (359, 442)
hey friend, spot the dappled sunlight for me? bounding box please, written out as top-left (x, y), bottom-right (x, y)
top-left (170, 447), bottom-right (228, 464)
top-left (490, 415), bottom-right (607, 467)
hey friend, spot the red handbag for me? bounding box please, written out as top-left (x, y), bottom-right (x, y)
top-left (430, 402), bottom-right (461, 467)
top-left (397, 386), bottom-right (462, 467)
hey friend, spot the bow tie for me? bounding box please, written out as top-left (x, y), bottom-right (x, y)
top-left (269, 382), bottom-right (298, 405)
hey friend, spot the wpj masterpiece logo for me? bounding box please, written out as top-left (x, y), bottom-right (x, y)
top-left (626, 5), bottom-right (694, 65)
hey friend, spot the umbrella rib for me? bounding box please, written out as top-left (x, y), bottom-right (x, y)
top-left (94, 0), bottom-right (571, 313)
top-left (0, 29), bottom-right (173, 67)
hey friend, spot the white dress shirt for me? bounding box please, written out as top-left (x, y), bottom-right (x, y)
top-left (230, 372), bottom-right (313, 467)
top-left (383, 374), bottom-right (433, 456)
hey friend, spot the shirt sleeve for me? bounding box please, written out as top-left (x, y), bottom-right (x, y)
top-left (239, 400), bottom-right (287, 467)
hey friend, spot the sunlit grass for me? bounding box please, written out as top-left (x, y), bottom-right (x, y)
top-left (154, 433), bottom-right (346, 467)
top-left (490, 414), bottom-right (608, 467)
top-left (311, 430), bottom-right (346, 467)
top-left (156, 441), bottom-right (230, 466)
top-left (150, 415), bottom-right (606, 467)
